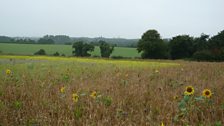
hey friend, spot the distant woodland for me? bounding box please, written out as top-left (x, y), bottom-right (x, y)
top-left (0, 35), bottom-right (138, 47)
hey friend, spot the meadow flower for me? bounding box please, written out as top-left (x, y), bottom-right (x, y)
top-left (90, 91), bottom-right (97, 99)
top-left (60, 86), bottom-right (65, 93)
top-left (5, 69), bottom-right (11, 76)
top-left (184, 86), bottom-right (194, 95)
top-left (72, 93), bottom-right (79, 103)
top-left (202, 89), bottom-right (212, 98)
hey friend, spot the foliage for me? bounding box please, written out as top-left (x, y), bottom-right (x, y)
top-left (191, 31), bottom-right (224, 61)
top-left (193, 33), bottom-right (209, 52)
top-left (99, 41), bottom-right (114, 58)
top-left (72, 41), bottom-right (95, 57)
top-left (193, 50), bottom-right (214, 61)
top-left (137, 29), bottom-right (168, 59)
top-left (169, 35), bottom-right (194, 59)
top-left (53, 52), bottom-right (60, 56)
top-left (174, 87), bottom-right (215, 125)
top-left (37, 38), bottom-right (54, 44)
top-left (34, 49), bottom-right (46, 55)
top-left (0, 36), bottom-right (14, 42)
top-left (0, 36), bottom-right (36, 44)
top-left (42, 35), bottom-right (72, 44)
top-left (209, 30), bottom-right (224, 50)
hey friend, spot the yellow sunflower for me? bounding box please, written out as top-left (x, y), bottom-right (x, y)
top-left (90, 91), bottom-right (97, 99)
top-left (72, 93), bottom-right (79, 103)
top-left (184, 86), bottom-right (194, 95)
top-left (202, 89), bottom-right (212, 98)
top-left (60, 86), bottom-right (65, 93)
top-left (5, 69), bottom-right (11, 75)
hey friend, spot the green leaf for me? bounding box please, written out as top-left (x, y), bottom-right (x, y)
top-left (183, 95), bottom-right (190, 102)
top-left (195, 96), bottom-right (204, 101)
top-left (180, 108), bottom-right (187, 112)
top-left (178, 100), bottom-right (186, 109)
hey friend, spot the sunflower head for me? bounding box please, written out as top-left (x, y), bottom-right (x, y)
top-left (184, 86), bottom-right (194, 95)
top-left (5, 69), bottom-right (11, 75)
top-left (60, 86), bottom-right (65, 93)
top-left (72, 93), bottom-right (79, 103)
top-left (90, 91), bottom-right (97, 99)
top-left (202, 89), bottom-right (212, 98)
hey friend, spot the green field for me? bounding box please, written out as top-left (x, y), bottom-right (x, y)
top-left (0, 43), bottom-right (140, 58)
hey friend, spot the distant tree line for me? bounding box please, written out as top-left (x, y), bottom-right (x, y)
top-left (137, 29), bottom-right (224, 61)
top-left (0, 36), bottom-right (55, 44)
top-left (2, 29), bottom-right (224, 61)
top-left (0, 35), bottom-right (138, 47)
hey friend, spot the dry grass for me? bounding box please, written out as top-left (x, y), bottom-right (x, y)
top-left (0, 56), bottom-right (224, 125)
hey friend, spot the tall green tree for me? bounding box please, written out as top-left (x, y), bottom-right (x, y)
top-left (99, 41), bottom-right (114, 58)
top-left (72, 41), bottom-right (94, 57)
top-left (208, 30), bottom-right (224, 55)
top-left (206, 30), bottom-right (224, 60)
top-left (169, 35), bottom-right (194, 59)
top-left (137, 29), bottom-right (168, 59)
top-left (193, 33), bottom-right (209, 51)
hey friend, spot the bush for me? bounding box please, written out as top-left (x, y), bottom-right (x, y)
top-left (61, 54), bottom-right (66, 56)
top-left (111, 56), bottom-right (128, 59)
top-left (53, 52), bottom-right (60, 56)
top-left (34, 49), bottom-right (46, 55)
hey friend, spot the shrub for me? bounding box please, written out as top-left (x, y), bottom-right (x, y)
top-left (53, 52), bottom-right (60, 56)
top-left (111, 56), bottom-right (127, 59)
top-left (34, 49), bottom-right (46, 55)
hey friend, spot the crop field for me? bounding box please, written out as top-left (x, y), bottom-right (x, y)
top-left (0, 43), bottom-right (140, 58)
top-left (0, 55), bottom-right (224, 125)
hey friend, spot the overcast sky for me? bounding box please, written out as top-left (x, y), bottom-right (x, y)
top-left (0, 0), bottom-right (224, 39)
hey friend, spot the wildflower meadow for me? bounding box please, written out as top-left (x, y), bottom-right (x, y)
top-left (0, 55), bottom-right (224, 125)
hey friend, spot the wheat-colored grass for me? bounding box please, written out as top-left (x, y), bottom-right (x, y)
top-left (0, 55), bottom-right (223, 125)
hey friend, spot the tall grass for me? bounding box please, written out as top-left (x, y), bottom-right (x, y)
top-left (0, 56), bottom-right (223, 125)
